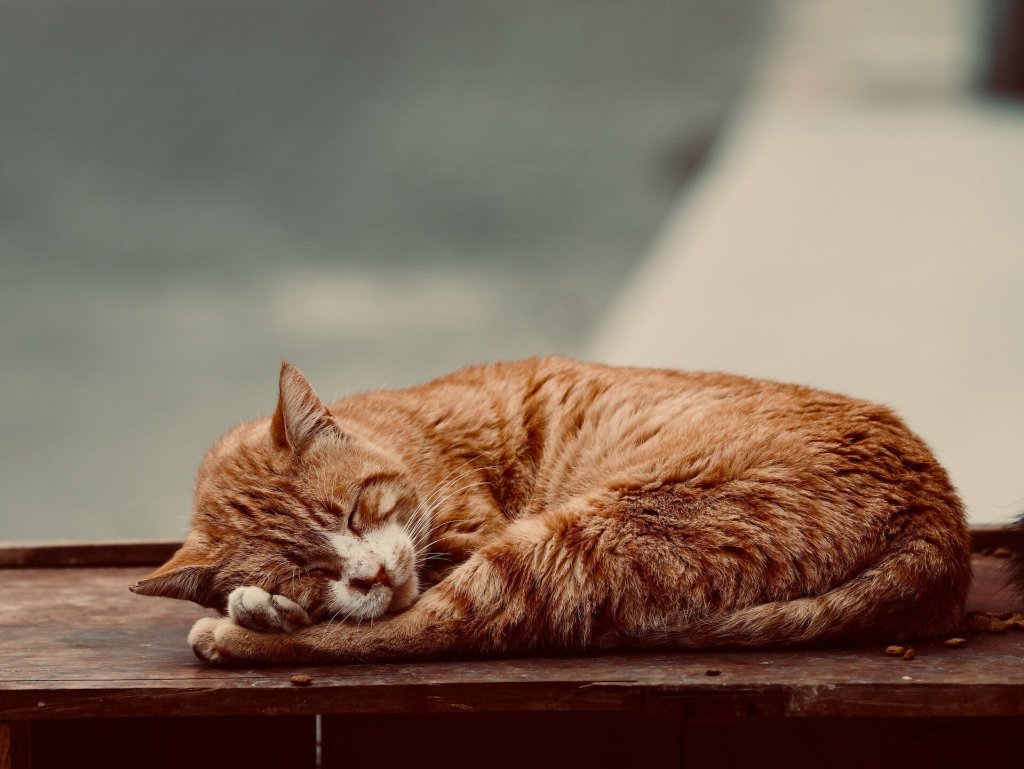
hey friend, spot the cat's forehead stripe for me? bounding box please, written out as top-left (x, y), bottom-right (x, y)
top-left (361, 471), bottom-right (404, 488)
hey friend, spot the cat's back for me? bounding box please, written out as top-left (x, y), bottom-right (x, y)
top-left (436, 355), bottom-right (915, 447)
top-left (414, 355), bottom-right (954, 498)
top-left (481, 358), bottom-right (959, 520)
top-left (507, 355), bottom-right (888, 443)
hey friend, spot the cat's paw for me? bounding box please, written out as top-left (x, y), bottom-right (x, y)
top-left (188, 615), bottom-right (307, 665)
top-left (188, 616), bottom-right (236, 664)
top-left (227, 586), bottom-right (311, 633)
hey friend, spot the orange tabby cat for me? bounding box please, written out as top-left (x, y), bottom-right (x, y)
top-left (132, 357), bottom-right (970, 665)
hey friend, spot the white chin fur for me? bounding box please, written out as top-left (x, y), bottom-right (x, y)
top-left (327, 522), bottom-right (419, 620)
top-left (328, 581), bottom-right (393, 620)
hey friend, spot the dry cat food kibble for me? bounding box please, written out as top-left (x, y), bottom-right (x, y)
top-left (966, 611), bottom-right (1024, 633)
top-left (991, 547), bottom-right (1012, 558)
top-left (967, 612), bottom-right (1006, 633)
top-left (289, 674), bottom-right (313, 686)
top-left (902, 647), bottom-right (916, 661)
top-left (944, 637), bottom-right (967, 648)
top-left (885, 645), bottom-right (907, 657)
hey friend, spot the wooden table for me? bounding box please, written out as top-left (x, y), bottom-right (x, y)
top-left (2, 533), bottom-right (1022, 769)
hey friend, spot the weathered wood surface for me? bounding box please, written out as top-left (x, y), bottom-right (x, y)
top-left (31, 717), bottom-right (315, 769)
top-left (0, 722), bottom-right (31, 769)
top-left (0, 540), bottom-right (180, 569)
top-left (0, 555), bottom-right (1020, 721)
top-left (970, 523), bottom-right (1024, 553)
top-left (320, 712), bottom-right (682, 769)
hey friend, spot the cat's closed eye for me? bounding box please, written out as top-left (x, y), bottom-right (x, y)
top-left (325, 494), bottom-right (360, 527)
top-left (307, 567), bottom-right (342, 581)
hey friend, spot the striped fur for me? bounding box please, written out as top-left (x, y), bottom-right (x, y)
top-left (134, 357), bottom-right (972, 665)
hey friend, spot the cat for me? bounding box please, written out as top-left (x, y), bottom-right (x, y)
top-left (131, 357), bottom-right (971, 665)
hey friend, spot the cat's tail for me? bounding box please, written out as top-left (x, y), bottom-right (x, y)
top-left (656, 539), bottom-right (970, 649)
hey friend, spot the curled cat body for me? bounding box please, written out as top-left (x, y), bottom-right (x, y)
top-left (132, 356), bottom-right (971, 665)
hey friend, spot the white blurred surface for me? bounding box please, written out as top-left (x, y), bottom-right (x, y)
top-left (0, 1), bottom-right (772, 539)
top-left (590, 0), bottom-right (1024, 524)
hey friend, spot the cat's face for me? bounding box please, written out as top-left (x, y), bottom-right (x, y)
top-left (132, 364), bottom-right (424, 622)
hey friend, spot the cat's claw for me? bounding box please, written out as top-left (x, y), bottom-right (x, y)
top-left (227, 586), bottom-right (311, 633)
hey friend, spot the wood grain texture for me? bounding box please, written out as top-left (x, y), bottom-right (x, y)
top-left (0, 722), bottom-right (30, 769)
top-left (0, 555), bottom-right (1021, 721)
top-left (681, 717), bottom-right (1024, 768)
top-left (970, 524), bottom-right (1024, 553)
top-left (321, 712), bottom-right (676, 769)
top-left (0, 540), bottom-right (181, 569)
top-left (31, 716), bottom-right (315, 769)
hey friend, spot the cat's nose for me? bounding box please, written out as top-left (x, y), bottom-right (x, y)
top-left (349, 564), bottom-right (392, 593)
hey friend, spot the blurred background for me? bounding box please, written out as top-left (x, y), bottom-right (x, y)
top-left (1, 0), bottom-right (1021, 540)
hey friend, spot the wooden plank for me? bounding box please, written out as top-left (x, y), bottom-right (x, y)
top-left (0, 722), bottom-right (30, 769)
top-left (784, 682), bottom-right (1024, 718)
top-left (970, 524), bottom-right (1024, 553)
top-left (31, 716), bottom-right (315, 769)
top-left (0, 681), bottom-right (643, 721)
top-left (681, 717), bottom-right (1024, 768)
top-left (322, 713), bottom-right (674, 769)
top-left (0, 540), bottom-right (181, 569)
top-left (0, 557), bottom-right (1021, 721)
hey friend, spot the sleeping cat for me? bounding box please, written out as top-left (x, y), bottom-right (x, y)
top-left (131, 357), bottom-right (970, 665)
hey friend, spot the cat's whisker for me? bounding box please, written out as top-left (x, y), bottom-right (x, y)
top-left (313, 597), bottom-right (371, 651)
top-left (402, 512), bottom-right (435, 540)
top-left (233, 559), bottom-right (265, 586)
top-left (428, 530), bottom-right (474, 546)
top-left (406, 473), bottom-right (498, 558)
top-left (424, 518), bottom-right (471, 536)
top-left (236, 563), bottom-right (274, 590)
top-left (312, 608), bottom-right (347, 652)
top-left (414, 552), bottom-right (449, 568)
top-left (418, 464), bottom-right (500, 512)
top-left (418, 457), bottom-right (493, 507)
top-left (261, 566), bottom-right (288, 593)
top-left (421, 468), bottom-right (501, 518)
top-left (415, 548), bottom-right (447, 559)
top-left (418, 455), bottom-right (481, 501)
top-left (415, 517), bottom-right (477, 559)
top-left (422, 480), bottom-right (494, 521)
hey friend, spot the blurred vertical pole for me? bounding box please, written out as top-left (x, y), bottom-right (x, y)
top-left (0, 723), bottom-right (31, 769)
top-left (984, 0), bottom-right (1024, 97)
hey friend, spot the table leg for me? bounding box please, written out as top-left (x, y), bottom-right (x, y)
top-left (0, 722), bottom-right (31, 769)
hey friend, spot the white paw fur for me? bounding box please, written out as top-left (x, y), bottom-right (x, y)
top-left (188, 616), bottom-right (234, 663)
top-left (227, 585), bottom-right (311, 632)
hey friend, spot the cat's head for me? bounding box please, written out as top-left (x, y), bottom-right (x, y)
top-left (131, 363), bottom-right (423, 622)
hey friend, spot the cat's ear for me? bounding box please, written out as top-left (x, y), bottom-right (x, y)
top-left (270, 362), bottom-right (341, 453)
top-left (130, 539), bottom-right (218, 606)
